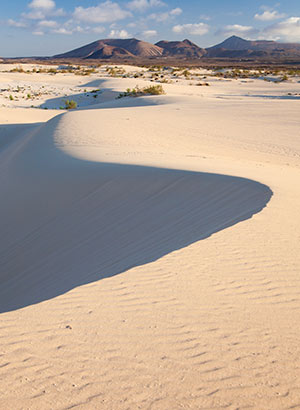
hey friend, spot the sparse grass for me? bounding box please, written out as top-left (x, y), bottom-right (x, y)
top-left (117, 84), bottom-right (165, 99)
top-left (182, 69), bottom-right (191, 78)
top-left (106, 67), bottom-right (126, 77)
top-left (48, 68), bottom-right (58, 74)
top-left (64, 99), bottom-right (77, 109)
top-left (10, 66), bottom-right (25, 73)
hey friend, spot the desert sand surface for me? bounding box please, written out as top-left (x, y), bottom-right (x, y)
top-left (0, 65), bottom-right (300, 409)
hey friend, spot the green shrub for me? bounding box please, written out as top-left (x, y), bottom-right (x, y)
top-left (64, 99), bottom-right (77, 109)
top-left (117, 84), bottom-right (165, 99)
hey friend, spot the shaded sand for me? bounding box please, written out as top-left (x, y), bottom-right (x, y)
top-left (0, 76), bottom-right (300, 409)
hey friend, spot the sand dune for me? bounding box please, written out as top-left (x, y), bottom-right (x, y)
top-left (0, 74), bottom-right (300, 409)
top-left (0, 107), bottom-right (271, 312)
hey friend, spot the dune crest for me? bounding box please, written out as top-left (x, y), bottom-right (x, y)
top-left (0, 105), bottom-right (271, 312)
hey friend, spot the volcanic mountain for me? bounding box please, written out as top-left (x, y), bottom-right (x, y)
top-left (206, 35), bottom-right (300, 58)
top-left (155, 39), bottom-right (206, 58)
top-left (54, 38), bottom-right (163, 59)
top-left (53, 35), bottom-right (300, 61)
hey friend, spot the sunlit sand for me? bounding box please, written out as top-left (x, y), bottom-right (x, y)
top-left (0, 64), bottom-right (300, 409)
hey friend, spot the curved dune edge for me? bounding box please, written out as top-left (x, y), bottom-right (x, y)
top-left (0, 105), bottom-right (272, 313)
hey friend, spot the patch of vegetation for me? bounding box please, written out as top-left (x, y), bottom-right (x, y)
top-left (117, 85), bottom-right (165, 99)
top-left (106, 67), bottom-right (126, 77)
top-left (64, 99), bottom-right (77, 109)
top-left (48, 68), bottom-right (58, 74)
top-left (10, 66), bottom-right (25, 73)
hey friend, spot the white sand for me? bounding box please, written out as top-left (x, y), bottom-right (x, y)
top-left (0, 67), bottom-right (300, 409)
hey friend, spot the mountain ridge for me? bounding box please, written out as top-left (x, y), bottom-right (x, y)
top-left (53, 35), bottom-right (300, 61)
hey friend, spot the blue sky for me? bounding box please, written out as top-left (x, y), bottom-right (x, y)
top-left (1, 0), bottom-right (300, 57)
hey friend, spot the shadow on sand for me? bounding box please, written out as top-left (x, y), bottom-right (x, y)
top-left (39, 78), bottom-right (166, 110)
top-left (0, 113), bottom-right (273, 314)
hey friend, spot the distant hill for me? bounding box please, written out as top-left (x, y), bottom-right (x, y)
top-left (54, 38), bottom-right (163, 59)
top-left (155, 39), bottom-right (206, 58)
top-left (53, 35), bottom-right (300, 62)
top-left (206, 35), bottom-right (300, 58)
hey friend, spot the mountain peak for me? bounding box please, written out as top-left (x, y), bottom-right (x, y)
top-left (227, 35), bottom-right (244, 40)
top-left (182, 39), bottom-right (194, 46)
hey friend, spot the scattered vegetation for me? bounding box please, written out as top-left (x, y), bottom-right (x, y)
top-left (117, 84), bottom-right (165, 99)
top-left (106, 67), bottom-right (126, 77)
top-left (64, 99), bottom-right (77, 109)
top-left (10, 66), bottom-right (25, 73)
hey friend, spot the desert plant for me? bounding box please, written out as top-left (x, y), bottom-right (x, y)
top-left (10, 66), bottom-right (24, 73)
top-left (117, 84), bottom-right (165, 99)
top-left (48, 68), bottom-right (58, 74)
top-left (142, 85), bottom-right (165, 95)
top-left (64, 99), bottom-right (77, 109)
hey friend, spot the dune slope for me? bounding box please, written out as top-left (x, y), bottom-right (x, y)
top-left (0, 110), bottom-right (271, 312)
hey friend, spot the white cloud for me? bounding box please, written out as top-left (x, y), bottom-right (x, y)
top-left (52, 27), bottom-right (72, 35)
top-left (142, 29), bottom-right (157, 37)
top-left (255, 10), bottom-right (286, 21)
top-left (149, 8), bottom-right (182, 22)
top-left (170, 8), bottom-right (182, 16)
top-left (23, 0), bottom-right (64, 20)
top-left (91, 27), bottom-right (105, 34)
top-left (23, 10), bottom-right (45, 19)
top-left (199, 14), bottom-right (211, 21)
top-left (172, 23), bottom-right (209, 36)
top-left (127, 0), bottom-right (165, 12)
top-left (263, 17), bottom-right (300, 42)
top-left (32, 30), bottom-right (44, 35)
top-left (92, 26), bottom-right (106, 34)
top-left (28, 0), bottom-right (55, 10)
top-left (73, 26), bottom-right (85, 33)
top-left (73, 1), bottom-right (132, 24)
top-left (8, 19), bottom-right (28, 28)
top-left (50, 8), bottom-right (65, 17)
top-left (108, 29), bottom-right (131, 38)
top-left (38, 19), bottom-right (57, 28)
top-left (218, 24), bottom-right (258, 39)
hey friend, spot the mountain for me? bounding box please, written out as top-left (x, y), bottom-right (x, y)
top-left (206, 35), bottom-right (300, 58)
top-left (54, 38), bottom-right (163, 59)
top-left (52, 35), bottom-right (300, 62)
top-left (155, 39), bottom-right (206, 58)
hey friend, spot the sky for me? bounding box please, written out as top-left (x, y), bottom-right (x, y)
top-left (1, 0), bottom-right (300, 57)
